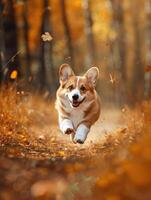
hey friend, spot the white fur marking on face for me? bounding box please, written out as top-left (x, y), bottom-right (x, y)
top-left (76, 76), bottom-right (80, 87)
top-left (67, 76), bottom-right (85, 104)
top-left (60, 119), bottom-right (73, 133)
top-left (74, 124), bottom-right (89, 143)
top-left (68, 89), bottom-right (82, 102)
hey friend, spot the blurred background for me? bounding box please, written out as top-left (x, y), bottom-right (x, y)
top-left (0, 2), bottom-right (151, 199)
top-left (0, 0), bottom-right (151, 105)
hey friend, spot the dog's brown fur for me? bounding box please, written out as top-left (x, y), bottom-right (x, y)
top-left (55, 64), bottom-right (101, 144)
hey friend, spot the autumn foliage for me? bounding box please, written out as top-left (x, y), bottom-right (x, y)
top-left (0, 0), bottom-right (151, 199)
top-left (0, 87), bottom-right (151, 200)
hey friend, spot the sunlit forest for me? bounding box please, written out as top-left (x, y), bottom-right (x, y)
top-left (0, 0), bottom-right (151, 199)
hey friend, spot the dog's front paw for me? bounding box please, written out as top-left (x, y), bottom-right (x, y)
top-left (74, 134), bottom-right (85, 144)
top-left (74, 138), bottom-right (85, 144)
top-left (74, 125), bottom-right (89, 144)
top-left (76, 139), bottom-right (84, 144)
top-left (64, 128), bottom-right (74, 135)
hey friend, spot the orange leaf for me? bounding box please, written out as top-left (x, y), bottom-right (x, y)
top-left (10, 70), bottom-right (18, 79)
top-left (58, 151), bottom-right (65, 156)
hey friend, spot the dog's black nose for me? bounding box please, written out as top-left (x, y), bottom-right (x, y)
top-left (72, 94), bottom-right (79, 100)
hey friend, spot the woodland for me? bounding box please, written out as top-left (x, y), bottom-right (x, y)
top-left (0, 0), bottom-right (151, 200)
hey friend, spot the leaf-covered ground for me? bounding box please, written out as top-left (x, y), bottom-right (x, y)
top-left (0, 87), bottom-right (151, 200)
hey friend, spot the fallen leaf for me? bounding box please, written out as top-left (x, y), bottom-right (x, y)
top-left (58, 151), bottom-right (65, 156)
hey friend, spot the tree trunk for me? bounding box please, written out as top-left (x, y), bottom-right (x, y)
top-left (131, 1), bottom-right (144, 102)
top-left (0, 1), bottom-right (6, 83)
top-left (110, 0), bottom-right (126, 80)
top-left (2, 0), bottom-right (19, 82)
top-left (39, 0), bottom-right (55, 93)
top-left (144, 0), bottom-right (151, 98)
top-left (110, 0), bottom-right (127, 104)
top-left (83, 0), bottom-right (95, 67)
top-left (60, 0), bottom-right (75, 68)
top-left (22, 0), bottom-right (31, 82)
top-left (111, 0), bottom-right (126, 81)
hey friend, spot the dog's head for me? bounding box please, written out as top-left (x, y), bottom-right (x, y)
top-left (58, 64), bottom-right (99, 108)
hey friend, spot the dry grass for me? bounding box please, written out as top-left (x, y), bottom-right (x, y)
top-left (0, 87), bottom-right (151, 200)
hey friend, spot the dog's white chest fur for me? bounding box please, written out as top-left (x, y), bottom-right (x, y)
top-left (70, 108), bottom-right (84, 129)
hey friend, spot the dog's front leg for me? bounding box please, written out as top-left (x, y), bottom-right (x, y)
top-left (74, 124), bottom-right (90, 144)
top-left (59, 118), bottom-right (74, 135)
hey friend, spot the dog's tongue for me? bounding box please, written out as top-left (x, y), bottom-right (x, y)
top-left (72, 100), bottom-right (79, 107)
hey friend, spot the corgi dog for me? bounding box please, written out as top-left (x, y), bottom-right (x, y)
top-left (55, 64), bottom-right (101, 144)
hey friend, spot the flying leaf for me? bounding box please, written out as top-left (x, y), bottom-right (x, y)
top-left (109, 73), bottom-right (116, 84)
top-left (10, 70), bottom-right (18, 79)
top-left (41, 32), bottom-right (53, 42)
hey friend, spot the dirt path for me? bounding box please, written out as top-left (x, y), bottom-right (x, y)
top-left (0, 92), bottom-right (150, 200)
top-left (0, 104), bottom-right (125, 160)
top-left (31, 108), bottom-right (124, 145)
top-left (0, 106), bottom-right (127, 200)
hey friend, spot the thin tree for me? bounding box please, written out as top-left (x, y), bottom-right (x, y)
top-left (83, 0), bottom-right (95, 67)
top-left (22, 0), bottom-right (31, 82)
top-left (39, 0), bottom-right (56, 93)
top-left (144, 0), bottom-right (151, 98)
top-left (60, 0), bottom-right (75, 68)
top-left (131, 1), bottom-right (144, 102)
top-left (110, 0), bottom-right (127, 81)
top-left (0, 1), bottom-right (6, 83)
top-left (110, 0), bottom-right (127, 104)
top-left (2, 0), bottom-right (20, 82)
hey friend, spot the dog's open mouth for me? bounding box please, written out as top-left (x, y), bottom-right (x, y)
top-left (70, 98), bottom-right (85, 108)
top-left (72, 100), bottom-right (80, 107)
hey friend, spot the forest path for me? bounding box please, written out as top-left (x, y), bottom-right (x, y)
top-left (0, 105), bottom-right (125, 160)
top-left (26, 107), bottom-right (125, 159)
top-left (34, 107), bottom-right (124, 142)
top-left (0, 105), bottom-right (129, 200)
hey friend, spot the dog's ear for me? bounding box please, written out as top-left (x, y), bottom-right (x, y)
top-left (84, 67), bottom-right (99, 87)
top-left (59, 64), bottom-right (74, 83)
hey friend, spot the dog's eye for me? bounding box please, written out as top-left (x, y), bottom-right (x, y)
top-left (80, 85), bottom-right (86, 92)
top-left (68, 85), bottom-right (74, 91)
